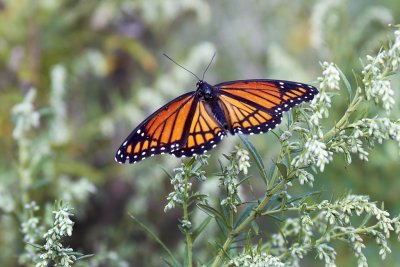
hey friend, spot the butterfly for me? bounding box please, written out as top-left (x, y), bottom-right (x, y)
top-left (115, 77), bottom-right (318, 164)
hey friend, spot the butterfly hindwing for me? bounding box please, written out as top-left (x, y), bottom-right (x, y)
top-left (170, 101), bottom-right (225, 158)
top-left (217, 79), bottom-right (318, 135)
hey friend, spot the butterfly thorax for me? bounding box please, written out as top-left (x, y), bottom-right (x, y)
top-left (196, 80), bottom-right (218, 101)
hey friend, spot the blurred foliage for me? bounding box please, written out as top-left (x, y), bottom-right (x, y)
top-left (0, 0), bottom-right (400, 266)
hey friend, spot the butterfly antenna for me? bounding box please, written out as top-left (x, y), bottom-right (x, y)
top-left (202, 52), bottom-right (216, 81)
top-left (163, 53), bottom-right (201, 81)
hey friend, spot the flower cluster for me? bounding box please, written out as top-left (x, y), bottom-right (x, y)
top-left (361, 29), bottom-right (400, 114)
top-left (228, 248), bottom-right (284, 267)
top-left (19, 202), bottom-right (45, 265)
top-left (11, 89), bottom-right (40, 140)
top-left (164, 155), bottom-right (209, 212)
top-left (164, 164), bottom-right (192, 212)
top-left (220, 146), bottom-right (251, 212)
top-left (235, 146), bottom-right (251, 175)
top-left (328, 118), bottom-right (400, 163)
top-left (292, 136), bottom-right (333, 172)
top-left (309, 61), bottom-right (341, 126)
top-left (264, 194), bottom-right (400, 266)
top-left (294, 169), bottom-right (315, 187)
top-left (36, 204), bottom-right (76, 267)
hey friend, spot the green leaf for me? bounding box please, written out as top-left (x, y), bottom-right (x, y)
top-left (187, 193), bottom-right (208, 207)
top-left (245, 230), bottom-right (253, 253)
top-left (265, 214), bottom-right (284, 222)
top-left (26, 242), bottom-right (43, 249)
top-left (238, 134), bottom-right (268, 185)
top-left (290, 190), bottom-right (322, 205)
top-left (192, 217), bottom-right (212, 242)
top-left (287, 110), bottom-right (293, 128)
top-left (337, 65), bottom-right (353, 100)
top-left (276, 163), bottom-right (288, 179)
top-left (215, 217), bottom-right (229, 238)
top-left (360, 213), bottom-right (372, 227)
top-left (234, 203), bottom-right (257, 228)
top-left (75, 254), bottom-right (95, 261)
top-left (197, 203), bottom-right (228, 229)
top-left (353, 70), bottom-right (366, 98)
top-left (251, 221), bottom-right (259, 235)
top-left (161, 167), bottom-right (174, 180)
top-left (237, 175), bottom-right (252, 185)
top-left (257, 238), bottom-right (263, 254)
top-left (129, 213), bottom-right (181, 267)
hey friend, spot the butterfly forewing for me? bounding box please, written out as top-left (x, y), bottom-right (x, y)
top-left (115, 92), bottom-right (197, 164)
top-left (217, 79), bottom-right (318, 135)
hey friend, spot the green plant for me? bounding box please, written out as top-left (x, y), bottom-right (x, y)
top-left (131, 27), bottom-right (400, 266)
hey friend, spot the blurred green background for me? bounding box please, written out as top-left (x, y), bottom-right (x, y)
top-left (1, 0), bottom-right (400, 266)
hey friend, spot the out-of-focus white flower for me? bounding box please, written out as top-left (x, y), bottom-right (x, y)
top-left (58, 176), bottom-right (97, 204)
top-left (310, 0), bottom-right (343, 55)
top-left (50, 64), bottom-right (70, 144)
top-left (12, 89), bottom-right (40, 140)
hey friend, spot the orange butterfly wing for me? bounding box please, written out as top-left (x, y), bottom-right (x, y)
top-left (216, 79), bottom-right (318, 135)
top-left (115, 93), bottom-right (226, 163)
top-left (115, 92), bottom-right (197, 163)
top-left (171, 100), bottom-right (226, 158)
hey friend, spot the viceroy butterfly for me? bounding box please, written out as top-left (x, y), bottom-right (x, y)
top-left (115, 77), bottom-right (318, 164)
top-left (115, 54), bottom-right (318, 164)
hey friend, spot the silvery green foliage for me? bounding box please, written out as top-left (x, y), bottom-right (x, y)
top-left (8, 67), bottom-right (97, 266)
top-left (220, 146), bottom-right (251, 213)
top-left (211, 28), bottom-right (400, 267)
top-left (36, 203), bottom-right (76, 267)
top-left (19, 202), bottom-right (45, 265)
top-left (221, 30), bottom-right (400, 266)
top-left (164, 154), bottom-right (209, 213)
top-left (265, 195), bottom-right (400, 266)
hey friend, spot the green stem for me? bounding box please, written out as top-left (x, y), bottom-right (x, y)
top-left (211, 146), bottom-right (287, 266)
top-left (210, 179), bottom-right (286, 267)
top-left (322, 90), bottom-right (362, 142)
top-left (183, 168), bottom-right (193, 267)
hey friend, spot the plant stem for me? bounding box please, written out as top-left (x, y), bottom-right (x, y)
top-left (210, 179), bottom-right (286, 267)
top-left (322, 90), bottom-right (362, 142)
top-left (183, 167), bottom-right (193, 267)
top-left (211, 145), bottom-right (287, 266)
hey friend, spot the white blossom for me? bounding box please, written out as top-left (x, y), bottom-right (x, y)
top-left (11, 89), bottom-right (40, 140)
top-left (229, 249), bottom-right (285, 267)
top-left (292, 136), bottom-right (333, 172)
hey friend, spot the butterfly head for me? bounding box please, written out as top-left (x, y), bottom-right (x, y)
top-left (197, 80), bottom-right (217, 101)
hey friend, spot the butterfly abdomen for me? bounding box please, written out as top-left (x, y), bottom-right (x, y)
top-left (203, 99), bottom-right (229, 131)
